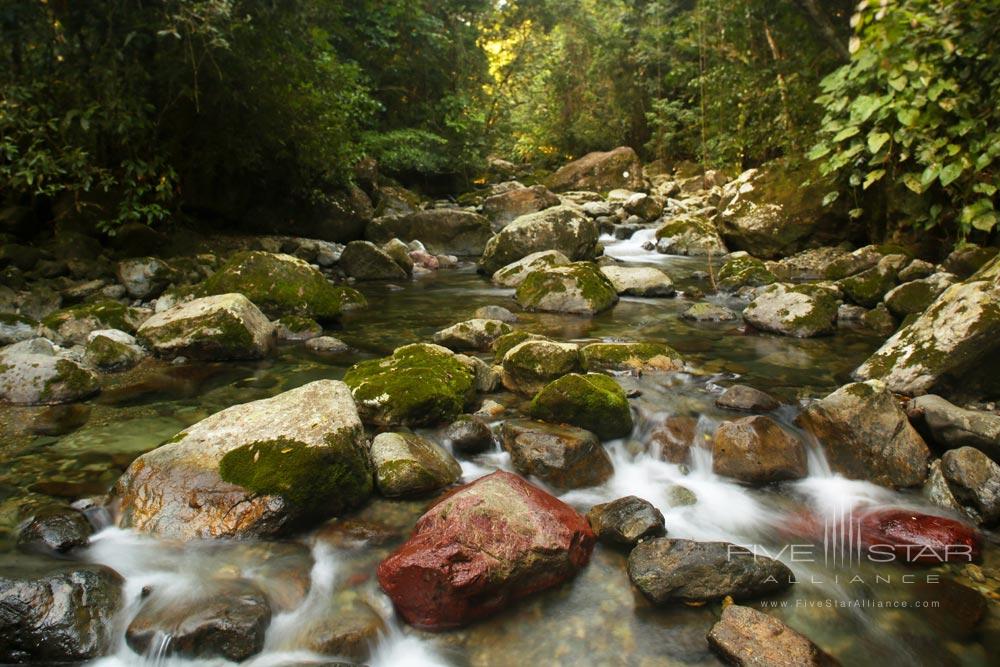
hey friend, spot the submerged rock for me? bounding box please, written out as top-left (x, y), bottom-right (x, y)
top-left (366, 209), bottom-right (493, 256)
top-left (708, 604), bottom-right (838, 667)
top-left (479, 206), bottom-right (599, 275)
top-left (501, 419), bottom-right (613, 490)
top-left (115, 380), bottom-right (372, 540)
top-left (137, 293), bottom-right (274, 361)
top-left (856, 508), bottom-right (980, 564)
top-left (854, 264), bottom-right (1000, 397)
top-left (500, 339), bottom-right (580, 395)
top-left (515, 262), bottom-right (619, 315)
top-left (432, 318), bottom-right (512, 352)
top-left (627, 538), bottom-right (792, 604)
top-left (529, 373), bottom-right (633, 440)
top-left (344, 343), bottom-right (475, 426)
top-left (712, 416), bottom-right (807, 485)
top-left (377, 470), bottom-right (595, 630)
top-left (200, 251), bottom-right (364, 321)
top-left (544, 146), bottom-right (643, 192)
top-left (599, 265), bottom-right (675, 297)
top-left (796, 381), bottom-right (931, 488)
top-left (304, 335), bottom-right (349, 354)
top-left (682, 302), bottom-right (738, 322)
top-left (0, 559), bottom-right (123, 663)
top-left (715, 384), bottom-right (780, 412)
top-left (587, 496), bottom-right (665, 547)
top-left (371, 432), bottom-right (462, 497)
top-left (126, 579), bottom-right (271, 662)
top-left (743, 283), bottom-right (839, 338)
top-left (339, 240), bottom-right (408, 280)
top-left (579, 341), bottom-right (682, 373)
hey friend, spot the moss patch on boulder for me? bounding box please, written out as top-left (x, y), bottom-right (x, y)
top-left (717, 253), bottom-right (776, 290)
top-left (529, 373), bottom-right (633, 440)
top-left (580, 342), bottom-right (683, 372)
top-left (515, 262), bottom-right (618, 315)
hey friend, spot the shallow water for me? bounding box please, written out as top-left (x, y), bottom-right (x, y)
top-left (1, 238), bottom-right (997, 666)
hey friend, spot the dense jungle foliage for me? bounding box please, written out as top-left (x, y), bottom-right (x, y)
top-left (0, 0), bottom-right (997, 243)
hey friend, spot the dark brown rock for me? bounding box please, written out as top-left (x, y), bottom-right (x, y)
top-left (712, 416), bottom-right (807, 485)
top-left (587, 496), bottom-right (665, 547)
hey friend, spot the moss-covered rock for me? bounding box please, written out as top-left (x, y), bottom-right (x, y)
top-left (854, 276), bottom-right (1000, 397)
top-left (529, 373), bottom-right (633, 440)
top-left (116, 380), bottom-right (371, 539)
top-left (0, 312), bottom-right (37, 345)
top-left (200, 251), bottom-right (364, 321)
top-left (432, 318), bottom-right (513, 352)
top-left (654, 215), bottom-right (727, 256)
top-left (84, 330), bottom-right (146, 371)
top-left (41, 300), bottom-right (146, 345)
top-left (0, 351), bottom-right (100, 405)
top-left (743, 283), bottom-right (839, 338)
top-left (274, 315), bottom-right (323, 342)
top-left (580, 342), bottom-right (683, 372)
top-left (343, 343), bottom-right (476, 426)
top-left (137, 293), bottom-right (274, 361)
top-left (883, 273), bottom-right (956, 318)
top-left (491, 249), bottom-right (570, 287)
top-left (500, 339), bottom-right (580, 395)
top-left (491, 331), bottom-right (551, 360)
top-left (599, 266), bottom-right (675, 297)
top-left (479, 206), bottom-right (599, 274)
top-left (370, 432), bottom-right (461, 497)
top-left (681, 302), bottom-right (739, 322)
top-left (515, 262), bottom-right (619, 316)
top-left (339, 241), bottom-right (408, 281)
top-left (839, 256), bottom-right (901, 308)
top-left (717, 252), bottom-right (776, 290)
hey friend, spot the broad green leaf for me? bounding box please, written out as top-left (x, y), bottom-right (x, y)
top-left (806, 143), bottom-right (831, 161)
top-left (889, 75), bottom-right (907, 92)
top-left (901, 173), bottom-right (924, 194)
top-left (939, 162), bottom-right (964, 187)
top-left (851, 95), bottom-right (883, 123)
top-left (920, 164), bottom-right (941, 187)
top-left (972, 212), bottom-right (998, 232)
top-left (863, 169), bottom-right (885, 190)
top-left (833, 126), bottom-right (860, 142)
top-left (897, 108), bottom-right (919, 127)
top-left (849, 208), bottom-right (864, 219)
top-left (867, 131), bottom-right (890, 154)
top-left (822, 191), bottom-right (840, 206)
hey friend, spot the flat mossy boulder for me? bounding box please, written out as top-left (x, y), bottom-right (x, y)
top-left (838, 256), bottom-right (902, 308)
top-left (854, 270), bottom-right (1000, 397)
top-left (200, 251), bottom-right (364, 322)
top-left (137, 293), bottom-right (275, 361)
top-left (743, 283), bottom-right (839, 338)
top-left (580, 342), bottom-right (682, 372)
top-left (0, 347), bottom-right (100, 405)
top-left (599, 266), bottom-right (675, 297)
top-left (654, 215), bottom-right (727, 256)
top-left (492, 249), bottom-right (570, 287)
top-left (501, 419), bottom-right (613, 490)
top-left (717, 252), bottom-right (776, 290)
top-left (339, 241), bottom-right (408, 281)
top-left (115, 380), bottom-right (371, 540)
top-left (529, 373), bottom-right (633, 440)
top-left (371, 432), bottom-right (462, 497)
top-left (366, 209), bottom-right (492, 256)
top-left (544, 147), bottom-right (644, 193)
top-left (491, 330), bottom-right (552, 359)
top-left (41, 300), bottom-right (146, 345)
top-left (883, 273), bottom-right (956, 318)
top-left (500, 339), bottom-right (580, 395)
top-left (766, 246), bottom-right (851, 282)
top-left (682, 302), bottom-right (739, 322)
top-left (432, 318), bottom-right (513, 352)
top-left (479, 206), bottom-right (599, 275)
top-left (343, 343), bottom-right (476, 426)
top-left (515, 262), bottom-right (618, 316)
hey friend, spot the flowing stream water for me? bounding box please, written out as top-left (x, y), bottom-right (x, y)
top-left (2, 234), bottom-right (996, 666)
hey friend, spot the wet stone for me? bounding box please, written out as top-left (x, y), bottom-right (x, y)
top-left (442, 415), bottom-right (495, 454)
top-left (715, 384), bottom-right (780, 412)
top-left (587, 496), bottom-right (666, 547)
top-left (17, 505), bottom-right (93, 553)
top-left (708, 604), bottom-right (839, 667)
top-left (501, 419), bottom-right (613, 490)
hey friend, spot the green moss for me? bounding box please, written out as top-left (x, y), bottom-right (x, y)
top-left (200, 250), bottom-right (365, 321)
top-left (275, 315), bottom-right (321, 334)
top-left (885, 281), bottom-right (934, 317)
top-left (138, 307), bottom-right (261, 360)
top-left (655, 215), bottom-right (715, 239)
top-left (492, 331), bottom-right (550, 359)
top-left (529, 372), bottom-right (633, 440)
top-left (717, 254), bottom-right (776, 289)
top-left (580, 342), bottom-right (681, 371)
top-left (218, 431), bottom-right (372, 514)
top-left (42, 300), bottom-right (140, 333)
top-left (39, 359), bottom-right (99, 402)
top-left (0, 313), bottom-right (36, 327)
top-left (84, 335), bottom-right (136, 370)
top-left (840, 265), bottom-right (897, 308)
top-left (515, 262), bottom-right (618, 314)
top-left (343, 343), bottom-right (475, 426)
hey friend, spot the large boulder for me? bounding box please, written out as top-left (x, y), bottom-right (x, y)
top-left (500, 339), bottom-right (580, 395)
top-left (515, 262), bottom-right (619, 315)
top-left (627, 538), bottom-right (791, 604)
top-left (939, 447), bottom-right (1000, 525)
top-left (544, 147), bottom-right (643, 193)
top-left (483, 184), bottom-right (560, 229)
top-left (0, 560), bottom-right (123, 663)
top-left (137, 293), bottom-right (275, 361)
top-left (718, 159), bottom-right (847, 259)
top-left (529, 373), bottom-right (633, 440)
top-left (599, 265), bottom-right (675, 297)
top-left (344, 343), bottom-right (475, 426)
top-left (0, 345), bottom-right (99, 405)
top-left (906, 395), bottom-right (1000, 462)
top-left (883, 272), bottom-right (956, 318)
top-left (708, 605), bottom-right (837, 667)
top-left (855, 508), bottom-right (980, 564)
top-left (366, 209), bottom-right (492, 256)
top-left (432, 318), bottom-right (512, 352)
top-left (115, 380), bottom-right (372, 540)
top-left (854, 264), bottom-right (1000, 397)
top-left (579, 341), bottom-right (682, 373)
top-left (796, 381), bottom-right (931, 488)
top-left (339, 241), bottom-right (408, 280)
top-left (717, 252), bottom-right (776, 291)
top-left (491, 249), bottom-right (570, 287)
top-left (501, 419), bottom-right (613, 490)
top-left (711, 416), bottom-right (807, 485)
top-left (371, 432), bottom-right (462, 497)
top-left (117, 256), bottom-right (178, 299)
top-left (200, 251), bottom-right (364, 321)
top-left (376, 470), bottom-right (595, 629)
top-left (743, 283), bottom-right (839, 338)
top-left (654, 215), bottom-right (727, 256)
top-left (838, 255), bottom-right (902, 308)
top-left (479, 206), bottom-right (599, 274)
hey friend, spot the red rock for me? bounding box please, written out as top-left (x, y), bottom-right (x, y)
top-left (858, 508), bottom-right (981, 564)
top-left (376, 470), bottom-right (595, 630)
